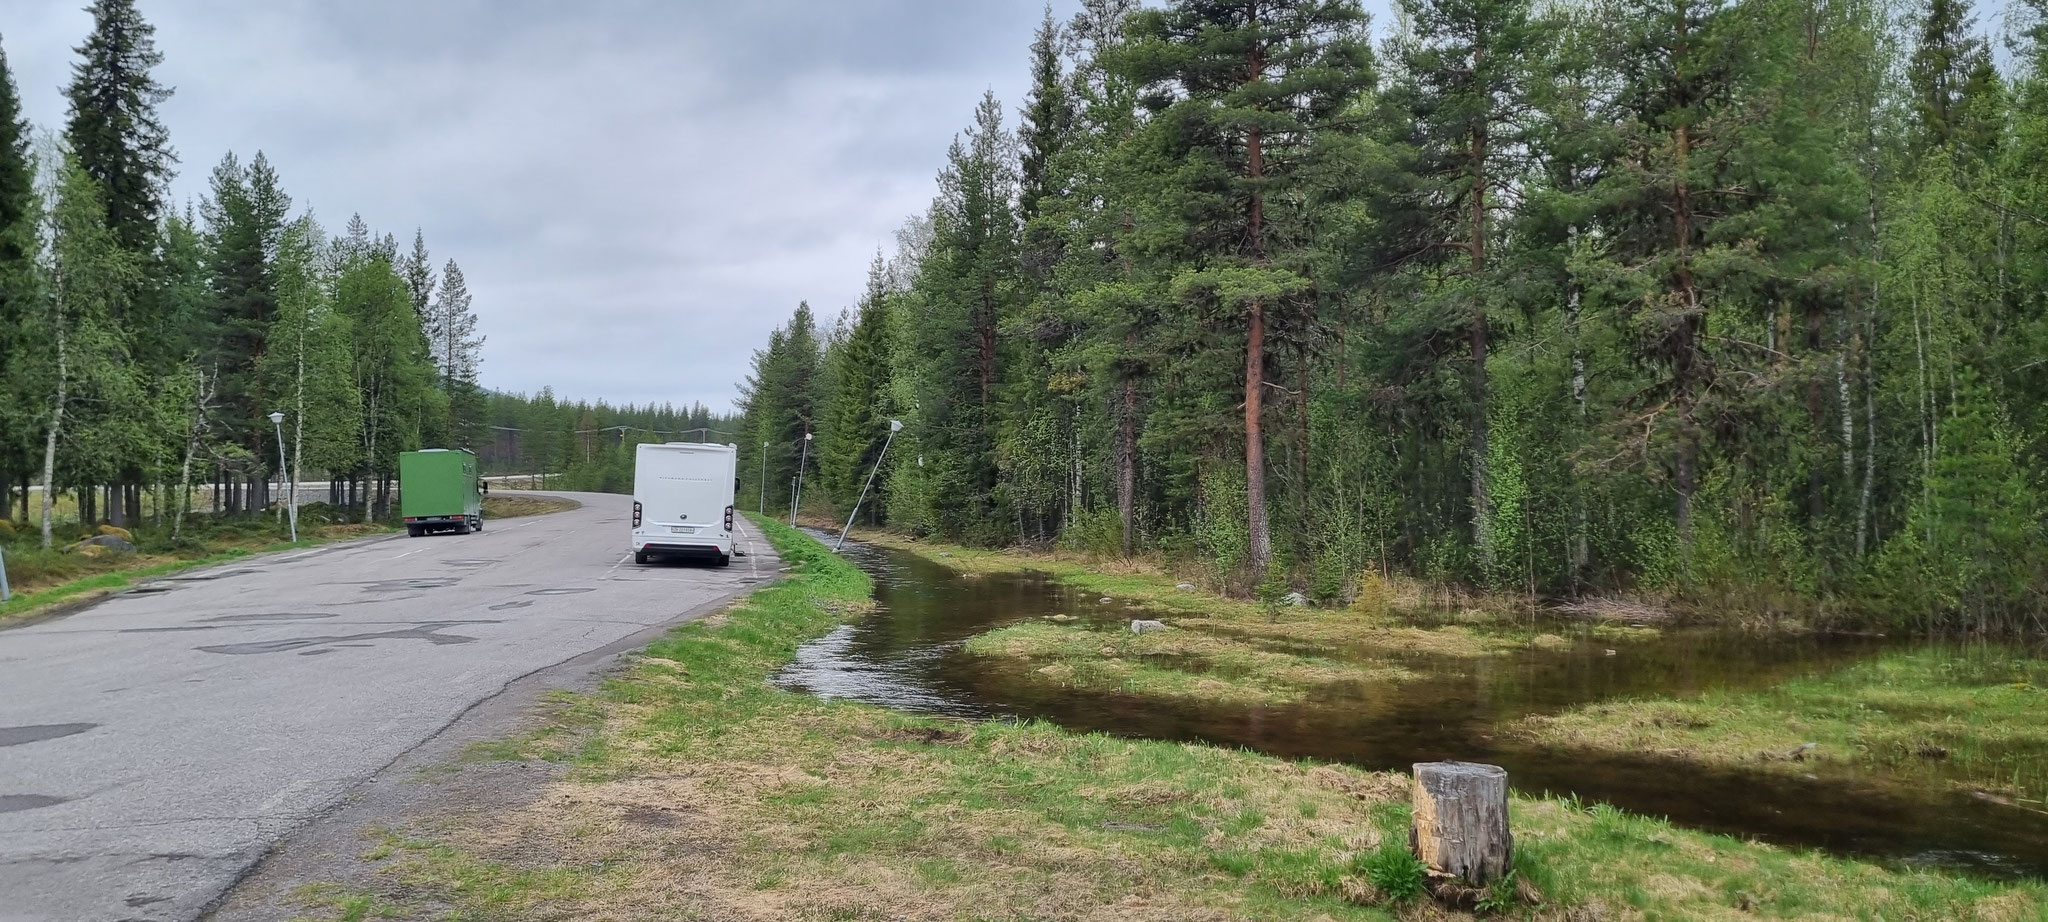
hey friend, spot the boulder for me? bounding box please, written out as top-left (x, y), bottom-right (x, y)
top-left (1099, 597), bottom-right (1113, 603)
top-left (1174, 582), bottom-right (1195, 591)
top-left (1282, 591), bottom-right (1311, 607)
top-left (66, 534), bottom-right (136, 556)
top-left (1047, 614), bottom-right (1077, 623)
top-left (1130, 619), bottom-right (1168, 635)
top-left (95, 524), bottom-right (134, 542)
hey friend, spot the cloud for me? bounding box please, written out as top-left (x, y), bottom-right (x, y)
top-left (4, 1), bottom-right (1086, 411)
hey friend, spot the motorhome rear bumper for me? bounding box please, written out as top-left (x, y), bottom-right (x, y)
top-left (635, 542), bottom-right (728, 558)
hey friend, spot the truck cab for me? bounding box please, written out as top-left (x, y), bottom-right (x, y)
top-left (631, 442), bottom-right (737, 566)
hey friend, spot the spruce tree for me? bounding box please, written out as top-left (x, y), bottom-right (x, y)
top-left (740, 304), bottom-right (823, 514)
top-left (402, 230), bottom-right (435, 319)
top-left (0, 37), bottom-right (36, 518)
top-left (1908, 0), bottom-right (1996, 158)
top-left (901, 92), bottom-right (1019, 541)
top-left (817, 256), bottom-right (896, 518)
top-left (429, 258), bottom-right (485, 447)
top-left (64, 0), bottom-right (174, 257)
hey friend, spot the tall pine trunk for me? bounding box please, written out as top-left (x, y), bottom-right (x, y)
top-left (1469, 116), bottom-right (1492, 569)
top-left (1242, 31), bottom-right (1272, 577)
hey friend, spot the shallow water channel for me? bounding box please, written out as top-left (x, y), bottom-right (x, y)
top-left (773, 538), bottom-right (2048, 878)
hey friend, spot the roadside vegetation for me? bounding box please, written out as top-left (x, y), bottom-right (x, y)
top-left (963, 620), bottom-right (1420, 706)
top-left (871, 530), bottom-right (1585, 707)
top-left (288, 522), bottom-right (2048, 922)
top-left (0, 509), bottom-right (387, 624)
top-left (1514, 646), bottom-right (2048, 806)
top-left (729, 0), bottom-right (2048, 639)
top-left (479, 493), bottom-right (579, 519)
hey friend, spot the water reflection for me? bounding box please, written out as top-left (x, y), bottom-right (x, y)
top-left (774, 537), bottom-right (2048, 878)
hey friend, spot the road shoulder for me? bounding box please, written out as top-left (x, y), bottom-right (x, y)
top-left (203, 521), bottom-right (782, 922)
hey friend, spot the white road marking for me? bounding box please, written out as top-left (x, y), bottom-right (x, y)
top-left (387, 547), bottom-right (427, 561)
top-left (604, 553), bottom-right (633, 578)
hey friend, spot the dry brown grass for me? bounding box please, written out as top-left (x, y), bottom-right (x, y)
top-left (482, 494), bottom-right (581, 519)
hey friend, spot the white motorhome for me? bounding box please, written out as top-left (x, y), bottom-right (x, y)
top-left (631, 442), bottom-right (738, 566)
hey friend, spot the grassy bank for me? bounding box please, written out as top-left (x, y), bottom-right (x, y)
top-left (859, 531), bottom-right (1547, 657)
top-left (963, 620), bottom-right (1419, 705)
top-left (481, 493), bottom-right (580, 519)
top-left (1513, 646), bottom-right (2048, 805)
top-left (870, 530), bottom-right (1552, 707)
top-left (0, 513), bottom-right (392, 625)
top-left (288, 520), bottom-right (2047, 921)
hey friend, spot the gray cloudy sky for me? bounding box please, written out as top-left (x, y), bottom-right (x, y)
top-left (6, 1), bottom-right (1411, 413)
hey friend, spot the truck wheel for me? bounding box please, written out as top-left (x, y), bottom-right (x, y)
top-left (634, 551), bottom-right (649, 565)
top-left (471, 516), bottom-right (483, 533)
top-left (406, 525), bottom-right (422, 538)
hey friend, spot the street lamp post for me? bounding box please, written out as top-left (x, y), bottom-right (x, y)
top-left (268, 411), bottom-right (297, 543)
top-left (836, 420), bottom-right (902, 550)
top-left (791, 431), bottom-right (813, 526)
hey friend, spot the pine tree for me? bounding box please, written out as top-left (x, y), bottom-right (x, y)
top-left (1385, 0), bottom-right (1545, 573)
top-left (1118, 0), bottom-right (1375, 577)
top-left (63, 0), bottom-right (174, 258)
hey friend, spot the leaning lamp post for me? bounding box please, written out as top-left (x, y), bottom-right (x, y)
top-left (268, 411), bottom-right (297, 543)
top-left (836, 420), bottom-right (902, 550)
top-left (791, 431), bottom-right (813, 526)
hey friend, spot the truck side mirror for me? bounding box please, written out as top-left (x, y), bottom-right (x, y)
top-left (481, 480), bottom-right (490, 494)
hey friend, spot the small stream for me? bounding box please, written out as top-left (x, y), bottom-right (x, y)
top-left (774, 538), bottom-right (2048, 878)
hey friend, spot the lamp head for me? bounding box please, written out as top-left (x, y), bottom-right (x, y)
top-left (267, 411), bottom-right (284, 426)
top-left (889, 419), bottom-right (903, 432)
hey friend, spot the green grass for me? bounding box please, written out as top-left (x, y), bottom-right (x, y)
top-left (1515, 645), bottom-right (2048, 803)
top-left (284, 519), bottom-right (2048, 922)
top-left (0, 516), bottom-right (398, 625)
top-left (963, 619), bottom-right (1418, 705)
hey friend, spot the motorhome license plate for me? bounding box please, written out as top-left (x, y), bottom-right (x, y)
top-left (670, 525), bottom-right (690, 534)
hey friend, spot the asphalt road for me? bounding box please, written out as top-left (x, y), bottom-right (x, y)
top-left (0, 492), bottom-right (777, 922)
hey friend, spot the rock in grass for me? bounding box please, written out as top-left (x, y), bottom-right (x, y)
top-left (95, 524), bottom-right (134, 542)
top-left (1282, 591), bottom-right (1310, 607)
top-left (66, 534), bottom-right (136, 555)
top-left (1131, 619), bottom-right (1168, 634)
top-left (1048, 614), bottom-right (1076, 623)
top-left (1175, 582), bottom-right (1195, 591)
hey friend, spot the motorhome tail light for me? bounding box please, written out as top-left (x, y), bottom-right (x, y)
top-left (632, 501), bottom-right (642, 527)
top-left (724, 505), bottom-right (734, 531)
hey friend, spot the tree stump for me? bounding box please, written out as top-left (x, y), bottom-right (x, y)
top-left (1410, 761), bottom-right (1512, 885)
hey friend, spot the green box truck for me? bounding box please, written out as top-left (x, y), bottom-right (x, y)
top-left (399, 449), bottom-right (485, 537)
